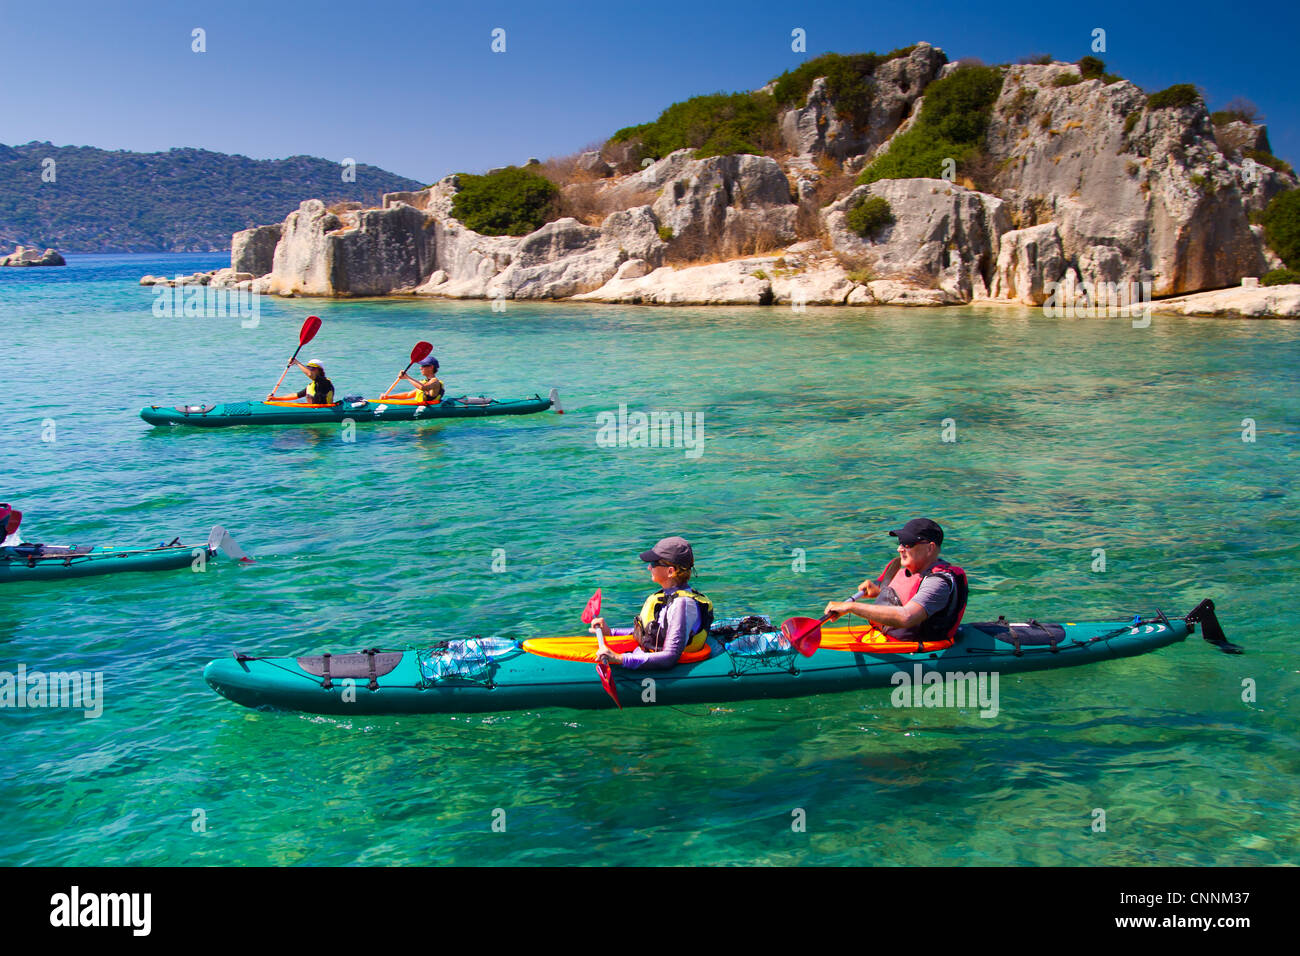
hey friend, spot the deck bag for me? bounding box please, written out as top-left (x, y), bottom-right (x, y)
top-left (972, 618), bottom-right (1066, 656)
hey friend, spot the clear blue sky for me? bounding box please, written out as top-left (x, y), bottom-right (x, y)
top-left (2, 0), bottom-right (1296, 183)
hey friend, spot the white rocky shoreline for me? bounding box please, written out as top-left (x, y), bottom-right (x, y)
top-left (141, 44), bottom-right (1299, 318)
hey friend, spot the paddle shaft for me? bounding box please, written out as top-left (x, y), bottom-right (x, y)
top-left (381, 342), bottom-right (434, 398)
top-left (790, 588), bottom-right (868, 645)
top-left (267, 344), bottom-right (308, 399)
top-left (382, 363), bottom-right (416, 398)
top-left (267, 317), bottom-right (322, 399)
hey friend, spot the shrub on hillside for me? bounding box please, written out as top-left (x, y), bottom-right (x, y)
top-left (1147, 84), bottom-right (1200, 111)
top-left (450, 166), bottom-right (559, 236)
top-left (1261, 190), bottom-right (1300, 268)
top-left (1261, 268), bottom-right (1300, 286)
top-left (857, 65), bottom-right (1005, 184)
top-left (846, 194), bottom-right (894, 238)
top-left (1053, 73), bottom-right (1083, 87)
top-left (1243, 149), bottom-right (1294, 176)
top-left (609, 91), bottom-right (780, 160)
top-left (1078, 56), bottom-right (1106, 79)
top-left (1211, 97), bottom-right (1262, 126)
top-left (770, 47), bottom-right (924, 128)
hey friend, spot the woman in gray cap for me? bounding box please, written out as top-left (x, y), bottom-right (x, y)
top-left (591, 536), bottom-right (715, 669)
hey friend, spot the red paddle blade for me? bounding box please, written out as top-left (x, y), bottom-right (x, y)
top-left (411, 341), bottom-right (434, 364)
top-left (299, 315), bottom-right (322, 345)
top-left (581, 588), bottom-right (602, 625)
top-left (596, 660), bottom-right (622, 709)
top-left (780, 617), bottom-right (822, 657)
top-left (4, 509), bottom-right (21, 536)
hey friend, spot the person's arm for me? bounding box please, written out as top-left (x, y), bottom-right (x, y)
top-left (825, 576), bottom-right (952, 629)
top-left (824, 599), bottom-right (928, 629)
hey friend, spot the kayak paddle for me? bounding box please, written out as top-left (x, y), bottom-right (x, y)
top-left (381, 341), bottom-right (434, 397)
top-left (266, 315), bottom-right (322, 399)
top-left (1, 506), bottom-right (21, 538)
top-left (581, 588), bottom-right (602, 625)
top-left (596, 659), bottom-right (622, 710)
top-left (582, 588), bottom-right (622, 709)
top-left (780, 589), bottom-right (867, 657)
top-left (207, 525), bottom-right (255, 565)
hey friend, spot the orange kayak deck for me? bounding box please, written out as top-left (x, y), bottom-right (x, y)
top-left (521, 627), bottom-right (953, 662)
top-left (522, 635), bottom-right (711, 663)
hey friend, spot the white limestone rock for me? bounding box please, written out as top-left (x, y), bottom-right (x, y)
top-left (825, 179), bottom-right (1007, 301)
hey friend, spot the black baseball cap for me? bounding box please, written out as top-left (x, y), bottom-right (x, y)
top-left (638, 536), bottom-right (695, 567)
top-left (889, 518), bottom-right (944, 547)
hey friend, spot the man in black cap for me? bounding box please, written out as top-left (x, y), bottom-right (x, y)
top-left (823, 518), bottom-right (968, 643)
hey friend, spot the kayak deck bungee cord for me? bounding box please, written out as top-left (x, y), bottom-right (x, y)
top-left (140, 389), bottom-right (560, 427)
top-left (202, 600), bottom-right (1238, 715)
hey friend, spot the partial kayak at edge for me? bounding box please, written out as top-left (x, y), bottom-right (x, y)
top-left (0, 525), bottom-right (249, 584)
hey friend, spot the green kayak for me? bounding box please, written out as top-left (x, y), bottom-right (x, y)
top-left (203, 601), bottom-right (1237, 716)
top-left (140, 389), bottom-right (559, 427)
top-left (1, 525), bottom-right (249, 584)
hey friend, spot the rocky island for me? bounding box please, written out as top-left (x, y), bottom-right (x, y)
top-left (156, 43), bottom-right (1300, 316)
top-left (3, 245), bottom-right (65, 266)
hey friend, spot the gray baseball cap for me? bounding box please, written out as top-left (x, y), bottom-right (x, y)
top-left (638, 536), bottom-right (694, 567)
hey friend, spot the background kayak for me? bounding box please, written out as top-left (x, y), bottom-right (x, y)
top-left (0, 525), bottom-right (248, 584)
top-left (1, 540), bottom-right (211, 583)
top-left (203, 612), bottom-right (1219, 716)
top-left (140, 389), bottom-right (558, 426)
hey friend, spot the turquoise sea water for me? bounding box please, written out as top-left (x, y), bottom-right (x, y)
top-left (1, 253), bottom-right (1297, 866)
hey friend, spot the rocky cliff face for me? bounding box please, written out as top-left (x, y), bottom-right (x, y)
top-left (779, 43), bottom-right (946, 166)
top-left (983, 63), bottom-right (1272, 298)
top-left (210, 44), bottom-right (1293, 310)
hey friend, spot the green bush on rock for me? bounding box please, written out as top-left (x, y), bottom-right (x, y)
top-left (846, 194), bottom-right (894, 238)
top-left (1261, 268), bottom-right (1300, 286)
top-left (450, 166), bottom-right (560, 236)
top-left (857, 65), bottom-right (1005, 184)
top-left (610, 91), bottom-right (780, 160)
top-left (1261, 190), bottom-right (1300, 269)
top-left (1078, 56), bottom-right (1106, 79)
top-left (771, 48), bottom-right (923, 129)
top-left (1147, 84), bottom-right (1201, 111)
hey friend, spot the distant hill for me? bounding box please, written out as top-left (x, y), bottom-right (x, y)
top-left (0, 142), bottom-right (425, 253)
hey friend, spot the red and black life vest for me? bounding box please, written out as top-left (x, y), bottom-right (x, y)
top-left (874, 556), bottom-right (969, 641)
top-left (1, 504), bottom-right (21, 539)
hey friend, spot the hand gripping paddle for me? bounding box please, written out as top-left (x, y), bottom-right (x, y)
top-left (266, 315), bottom-right (322, 399)
top-left (381, 341), bottom-right (434, 398)
top-left (582, 589), bottom-right (622, 709)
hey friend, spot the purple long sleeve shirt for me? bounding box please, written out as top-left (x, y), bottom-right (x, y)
top-left (611, 587), bottom-right (702, 669)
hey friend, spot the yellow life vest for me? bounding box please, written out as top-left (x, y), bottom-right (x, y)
top-left (306, 378), bottom-right (334, 404)
top-left (633, 587), bottom-right (714, 653)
